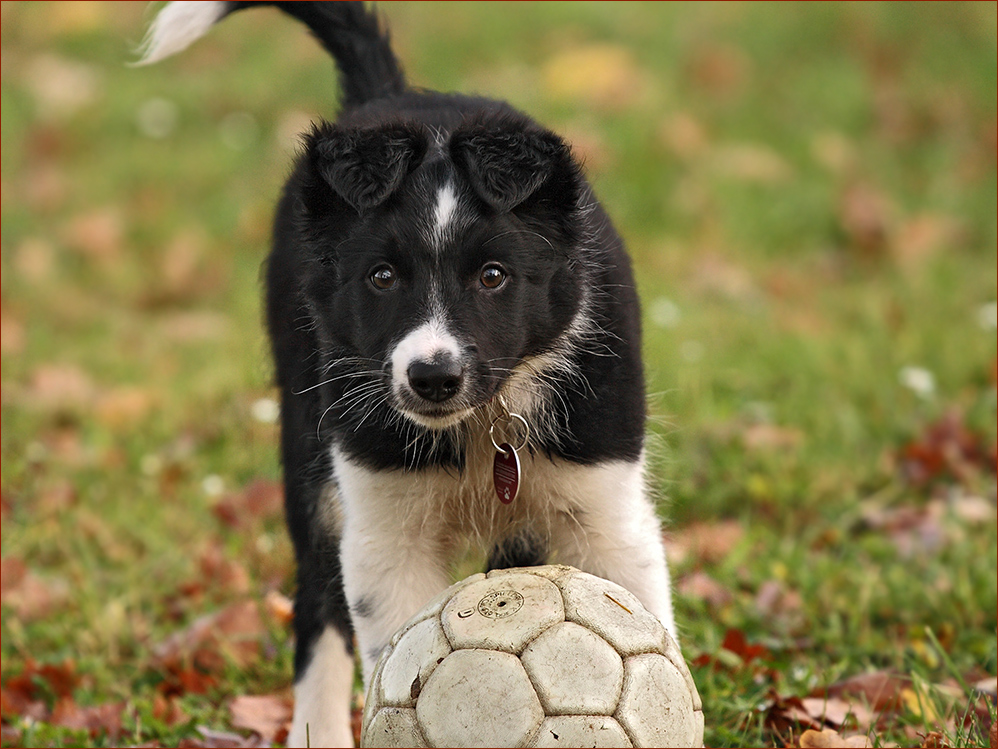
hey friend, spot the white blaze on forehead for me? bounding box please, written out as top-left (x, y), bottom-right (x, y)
top-left (390, 316), bottom-right (462, 389)
top-left (431, 182), bottom-right (460, 247)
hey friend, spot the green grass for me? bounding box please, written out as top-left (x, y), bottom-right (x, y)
top-left (2, 2), bottom-right (995, 747)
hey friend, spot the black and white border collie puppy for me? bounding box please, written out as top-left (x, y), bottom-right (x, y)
top-left (139, 2), bottom-right (676, 745)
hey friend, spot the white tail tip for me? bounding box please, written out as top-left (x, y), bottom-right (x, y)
top-left (133, 1), bottom-right (228, 66)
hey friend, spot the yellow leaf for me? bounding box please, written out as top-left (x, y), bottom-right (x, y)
top-left (542, 44), bottom-right (646, 111)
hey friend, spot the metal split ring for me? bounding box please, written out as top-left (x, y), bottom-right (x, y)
top-left (489, 412), bottom-right (529, 453)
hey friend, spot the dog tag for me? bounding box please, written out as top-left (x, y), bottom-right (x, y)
top-left (493, 443), bottom-right (520, 504)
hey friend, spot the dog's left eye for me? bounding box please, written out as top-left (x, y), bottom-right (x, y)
top-left (479, 263), bottom-right (507, 289)
top-left (370, 265), bottom-right (398, 291)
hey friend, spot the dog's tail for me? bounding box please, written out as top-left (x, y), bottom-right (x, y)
top-left (135, 1), bottom-right (407, 107)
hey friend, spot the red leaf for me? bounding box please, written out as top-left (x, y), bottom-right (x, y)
top-left (898, 410), bottom-right (997, 488)
top-left (36, 660), bottom-right (79, 698)
top-left (722, 628), bottom-right (769, 665)
top-left (0, 658), bottom-right (79, 722)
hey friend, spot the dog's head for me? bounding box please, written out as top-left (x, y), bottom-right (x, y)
top-left (294, 109), bottom-right (591, 431)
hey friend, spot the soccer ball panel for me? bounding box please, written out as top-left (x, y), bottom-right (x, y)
top-left (487, 564), bottom-right (575, 583)
top-left (392, 573), bottom-right (487, 647)
top-left (380, 617), bottom-right (452, 707)
top-left (365, 707), bottom-right (427, 748)
top-left (556, 572), bottom-right (664, 656)
top-left (530, 715), bottom-right (632, 748)
top-left (660, 630), bottom-right (702, 711)
top-left (520, 621), bottom-right (623, 715)
top-left (616, 654), bottom-right (700, 748)
top-left (441, 573), bottom-right (565, 653)
top-left (416, 648), bottom-right (544, 748)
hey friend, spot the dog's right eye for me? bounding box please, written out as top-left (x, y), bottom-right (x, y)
top-left (370, 265), bottom-right (398, 291)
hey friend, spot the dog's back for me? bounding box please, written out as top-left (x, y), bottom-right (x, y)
top-left (139, 4), bottom-right (675, 746)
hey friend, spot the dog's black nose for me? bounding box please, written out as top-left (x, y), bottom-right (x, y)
top-left (407, 357), bottom-right (464, 403)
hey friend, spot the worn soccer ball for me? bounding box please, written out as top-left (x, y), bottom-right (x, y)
top-left (360, 565), bottom-right (703, 748)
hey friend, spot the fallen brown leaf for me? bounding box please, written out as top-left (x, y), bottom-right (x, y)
top-left (157, 310), bottom-right (230, 343)
top-left (0, 724), bottom-right (22, 746)
top-left (0, 313), bottom-right (25, 355)
top-left (198, 544), bottom-right (251, 597)
top-left (838, 183), bottom-right (895, 259)
top-left (62, 208), bottom-right (124, 265)
top-left (0, 658), bottom-right (79, 723)
top-left (95, 387), bottom-right (157, 430)
top-left (0, 556), bottom-right (71, 621)
top-left (14, 237), bottom-right (56, 282)
top-left (742, 423), bottom-right (805, 452)
top-left (50, 698), bottom-right (124, 740)
top-left (264, 589), bottom-right (294, 627)
top-left (799, 697), bottom-right (873, 732)
top-left (188, 725), bottom-right (268, 748)
top-left (893, 214), bottom-right (963, 271)
top-left (665, 518), bottom-right (744, 566)
top-left (659, 112), bottom-right (709, 161)
top-left (24, 162), bottom-right (69, 213)
top-left (152, 693), bottom-right (188, 727)
top-left (690, 253), bottom-right (758, 301)
top-left (821, 671), bottom-right (910, 713)
top-left (766, 692), bottom-right (824, 735)
top-left (755, 579), bottom-right (803, 620)
top-left (229, 693), bottom-right (292, 743)
top-left (154, 600), bottom-right (267, 676)
top-left (677, 570), bottom-right (733, 608)
top-left (212, 479), bottom-right (284, 529)
top-left (26, 364), bottom-right (96, 412)
top-left (918, 730), bottom-right (948, 748)
top-left (899, 410), bottom-right (996, 488)
top-left (24, 54), bottom-right (102, 120)
top-left (710, 143), bottom-right (793, 185)
top-left (686, 42), bottom-right (751, 99)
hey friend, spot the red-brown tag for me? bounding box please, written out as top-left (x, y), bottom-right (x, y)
top-left (493, 443), bottom-right (520, 505)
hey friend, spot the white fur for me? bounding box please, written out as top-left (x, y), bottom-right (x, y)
top-left (332, 440), bottom-right (675, 686)
top-left (389, 315), bottom-right (471, 427)
top-left (134, 1), bottom-right (227, 66)
top-left (543, 452), bottom-right (676, 633)
top-left (333, 448), bottom-right (456, 681)
top-left (431, 183), bottom-right (460, 248)
top-left (287, 626), bottom-right (356, 748)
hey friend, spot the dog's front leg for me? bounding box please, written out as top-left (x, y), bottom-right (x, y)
top-left (334, 452), bottom-right (453, 685)
top-left (547, 455), bottom-right (677, 638)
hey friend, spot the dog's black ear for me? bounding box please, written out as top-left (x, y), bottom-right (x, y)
top-left (307, 123), bottom-right (428, 213)
top-left (450, 118), bottom-right (581, 213)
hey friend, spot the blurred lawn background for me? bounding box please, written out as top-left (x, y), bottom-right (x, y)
top-left (1, 2), bottom-right (996, 747)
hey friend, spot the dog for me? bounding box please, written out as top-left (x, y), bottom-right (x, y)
top-left (138, 3), bottom-right (676, 745)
